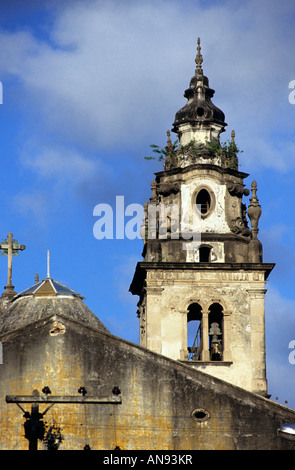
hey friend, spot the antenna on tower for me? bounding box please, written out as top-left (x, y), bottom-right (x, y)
top-left (47, 250), bottom-right (50, 278)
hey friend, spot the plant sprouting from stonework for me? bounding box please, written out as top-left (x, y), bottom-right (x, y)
top-left (201, 138), bottom-right (242, 170)
top-left (145, 130), bottom-right (242, 170)
top-left (145, 131), bottom-right (179, 166)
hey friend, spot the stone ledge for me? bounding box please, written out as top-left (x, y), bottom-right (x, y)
top-left (179, 360), bottom-right (233, 366)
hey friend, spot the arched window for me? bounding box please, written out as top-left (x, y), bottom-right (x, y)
top-left (208, 303), bottom-right (223, 361)
top-left (187, 303), bottom-right (202, 361)
top-left (199, 245), bottom-right (211, 262)
top-left (196, 188), bottom-right (211, 216)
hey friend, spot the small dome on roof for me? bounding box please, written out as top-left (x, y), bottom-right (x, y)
top-left (14, 277), bottom-right (85, 300)
top-left (0, 277), bottom-right (110, 337)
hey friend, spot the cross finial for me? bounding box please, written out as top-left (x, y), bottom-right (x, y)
top-left (0, 232), bottom-right (26, 298)
top-left (195, 37), bottom-right (203, 75)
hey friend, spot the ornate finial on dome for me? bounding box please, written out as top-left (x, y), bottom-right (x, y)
top-left (195, 37), bottom-right (203, 75)
top-left (172, 38), bottom-right (227, 152)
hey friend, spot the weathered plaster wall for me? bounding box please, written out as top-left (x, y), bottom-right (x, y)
top-left (181, 177), bottom-right (229, 234)
top-left (141, 266), bottom-right (269, 395)
top-left (0, 315), bottom-right (295, 450)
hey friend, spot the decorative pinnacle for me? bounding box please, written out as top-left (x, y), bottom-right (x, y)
top-left (250, 180), bottom-right (259, 206)
top-left (195, 37), bottom-right (203, 74)
top-left (231, 130), bottom-right (235, 144)
top-left (167, 129), bottom-right (171, 143)
top-left (166, 130), bottom-right (173, 150)
top-left (248, 180), bottom-right (262, 239)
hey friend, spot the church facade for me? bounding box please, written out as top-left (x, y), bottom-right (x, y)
top-left (0, 40), bottom-right (295, 451)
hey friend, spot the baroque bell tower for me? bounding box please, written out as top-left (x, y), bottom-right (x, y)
top-left (130, 39), bottom-right (274, 397)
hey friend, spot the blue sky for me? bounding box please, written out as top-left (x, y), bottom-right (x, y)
top-left (0, 0), bottom-right (295, 410)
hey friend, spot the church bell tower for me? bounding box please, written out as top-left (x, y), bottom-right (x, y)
top-left (130, 39), bottom-right (274, 397)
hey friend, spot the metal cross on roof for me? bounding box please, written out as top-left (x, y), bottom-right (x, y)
top-left (0, 232), bottom-right (26, 298)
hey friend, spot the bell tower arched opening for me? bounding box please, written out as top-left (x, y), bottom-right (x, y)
top-left (208, 303), bottom-right (223, 361)
top-left (187, 303), bottom-right (202, 361)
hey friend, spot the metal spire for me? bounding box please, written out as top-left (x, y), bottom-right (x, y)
top-left (47, 250), bottom-right (50, 278)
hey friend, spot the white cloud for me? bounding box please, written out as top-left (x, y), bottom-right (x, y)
top-left (0, 0), bottom-right (292, 166)
top-left (20, 139), bottom-right (99, 183)
top-left (13, 189), bottom-right (51, 227)
top-left (1, 0), bottom-right (294, 259)
top-left (14, 137), bottom-right (115, 222)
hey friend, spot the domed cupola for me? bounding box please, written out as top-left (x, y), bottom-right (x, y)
top-left (0, 275), bottom-right (110, 337)
top-left (172, 38), bottom-right (227, 146)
